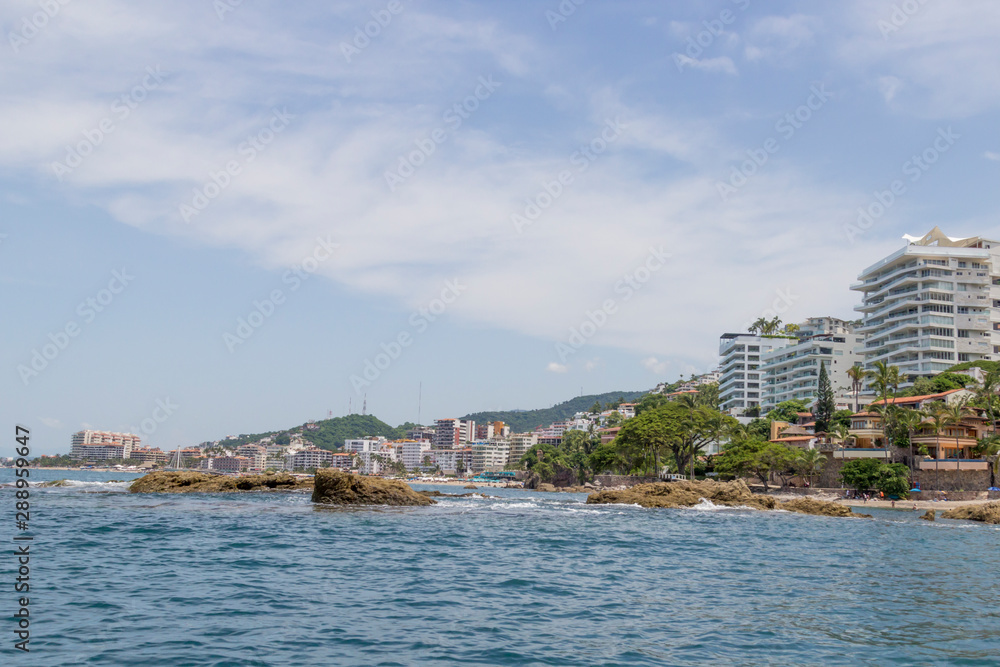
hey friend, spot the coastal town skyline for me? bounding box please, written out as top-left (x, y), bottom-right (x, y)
top-left (5, 1), bottom-right (1000, 459)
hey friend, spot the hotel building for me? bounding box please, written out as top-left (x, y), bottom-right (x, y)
top-left (852, 228), bottom-right (1000, 378)
top-left (760, 317), bottom-right (865, 412)
top-left (70, 430), bottom-right (141, 460)
top-left (718, 334), bottom-right (793, 415)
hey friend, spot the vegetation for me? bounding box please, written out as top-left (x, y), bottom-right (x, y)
top-left (464, 390), bottom-right (647, 434)
top-left (814, 361), bottom-right (835, 433)
top-left (714, 438), bottom-right (825, 492)
top-left (839, 459), bottom-right (910, 497)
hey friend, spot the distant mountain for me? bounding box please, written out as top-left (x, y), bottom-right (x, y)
top-left (463, 390), bottom-right (649, 433)
top-left (220, 414), bottom-right (405, 452)
top-left (214, 390), bottom-right (651, 453)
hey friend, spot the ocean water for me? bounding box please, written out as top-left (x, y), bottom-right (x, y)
top-left (3, 469), bottom-right (999, 666)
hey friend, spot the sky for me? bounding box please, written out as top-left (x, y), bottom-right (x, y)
top-left (2, 0), bottom-right (999, 457)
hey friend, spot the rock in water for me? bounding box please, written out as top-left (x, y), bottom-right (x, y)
top-left (130, 471), bottom-right (310, 494)
top-left (464, 484), bottom-right (478, 489)
top-left (587, 479), bottom-right (776, 510)
top-left (780, 497), bottom-right (870, 518)
top-left (941, 502), bottom-right (1000, 524)
top-left (312, 470), bottom-right (435, 506)
top-left (920, 509), bottom-right (936, 521)
top-left (587, 479), bottom-right (869, 518)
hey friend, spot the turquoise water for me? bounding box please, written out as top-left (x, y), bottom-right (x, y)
top-left (3, 469), bottom-right (999, 666)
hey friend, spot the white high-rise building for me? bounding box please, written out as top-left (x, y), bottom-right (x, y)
top-left (470, 439), bottom-right (511, 473)
top-left (718, 334), bottom-right (793, 415)
top-left (852, 228), bottom-right (1000, 378)
top-left (70, 430), bottom-right (141, 460)
top-left (761, 318), bottom-right (865, 412)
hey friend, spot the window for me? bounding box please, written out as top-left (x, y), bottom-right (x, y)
top-left (958, 261), bottom-right (967, 268)
top-left (958, 330), bottom-right (971, 338)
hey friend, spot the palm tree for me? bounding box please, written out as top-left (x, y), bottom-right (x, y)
top-left (895, 408), bottom-right (926, 473)
top-left (865, 361), bottom-right (902, 451)
top-left (941, 399), bottom-right (973, 466)
top-left (795, 448), bottom-right (826, 488)
top-left (847, 364), bottom-right (866, 414)
top-left (830, 423), bottom-right (852, 448)
top-left (975, 370), bottom-right (1000, 436)
top-left (973, 434), bottom-right (1000, 488)
top-left (748, 317), bottom-right (768, 335)
top-left (926, 401), bottom-right (956, 490)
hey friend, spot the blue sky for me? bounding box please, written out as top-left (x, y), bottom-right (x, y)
top-left (3, 0), bottom-right (1000, 456)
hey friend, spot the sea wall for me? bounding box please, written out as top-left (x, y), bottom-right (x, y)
top-left (910, 490), bottom-right (986, 502)
top-left (912, 469), bottom-right (991, 492)
top-left (594, 475), bottom-right (659, 488)
top-left (817, 457), bottom-right (991, 492)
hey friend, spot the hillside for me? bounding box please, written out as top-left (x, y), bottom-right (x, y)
top-left (463, 390), bottom-right (649, 433)
top-left (218, 414), bottom-right (406, 452)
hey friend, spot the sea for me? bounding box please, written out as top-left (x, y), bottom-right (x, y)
top-left (2, 468), bottom-right (998, 666)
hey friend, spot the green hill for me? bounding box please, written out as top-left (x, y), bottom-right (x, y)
top-left (212, 390), bottom-right (651, 453)
top-left (219, 414), bottom-right (406, 452)
top-left (463, 390), bottom-right (649, 433)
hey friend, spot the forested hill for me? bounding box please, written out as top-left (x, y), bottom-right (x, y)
top-left (214, 390), bottom-right (650, 452)
top-left (218, 414), bottom-right (408, 452)
top-left (463, 390), bottom-right (649, 433)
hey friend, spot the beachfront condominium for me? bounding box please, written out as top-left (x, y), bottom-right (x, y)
top-left (760, 317), bottom-right (865, 413)
top-left (70, 430), bottom-right (142, 460)
top-left (852, 227), bottom-right (1000, 379)
top-left (433, 418), bottom-right (475, 449)
top-left (718, 334), bottom-right (793, 415)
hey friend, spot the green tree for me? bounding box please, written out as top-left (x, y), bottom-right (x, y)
top-left (865, 361), bottom-right (902, 447)
top-left (972, 434), bottom-right (1000, 488)
top-left (839, 458), bottom-right (882, 493)
top-left (605, 411), bottom-right (624, 427)
top-left (767, 399), bottom-right (811, 424)
top-left (846, 364), bottom-right (866, 413)
top-left (795, 449), bottom-right (827, 487)
top-left (714, 438), bottom-right (796, 492)
top-left (695, 382), bottom-right (720, 410)
top-left (590, 401), bottom-right (603, 414)
top-left (814, 361), bottom-right (835, 433)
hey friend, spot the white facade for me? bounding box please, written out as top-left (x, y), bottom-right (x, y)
top-left (718, 334), bottom-right (793, 415)
top-left (236, 444), bottom-right (267, 471)
top-left (852, 227), bottom-right (1000, 378)
top-left (395, 440), bottom-right (431, 471)
top-left (70, 430), bottom-right (141, 460)
top-left (507, 433), bottom-right (539, 464)
top-left (761, 318), bottom-right (865, 412)
top-left (287, 447), bottom-right (333, 470)
top-left (470, 439), bottom-right (511, 473)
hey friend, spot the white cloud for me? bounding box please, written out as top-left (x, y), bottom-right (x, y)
top-left (674, 54), bottom-right (738, 75)
top-left (744, 14), bottom-right (820, 62)
top-left (985, 151), bottom-right (1000, 162)
top-left (40, 417), bottom-right (63, 429)
top-left (546, 362), bottom-right (569, 374)
top-left (878, 75), bottom-right (904, 103)
top-left (641, 357), bottom-right (669, 375)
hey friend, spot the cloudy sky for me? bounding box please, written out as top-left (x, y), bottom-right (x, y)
top-left (2, 0), bottom-right (999, 456)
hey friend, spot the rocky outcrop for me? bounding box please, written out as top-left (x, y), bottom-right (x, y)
top-left (312, 470), bottom-right (434, 506)
top-left (780, 497), bottom-right (871, 518)
top-left (463, 484), bottom-right (478, 489)
top-left (587, 479), bottom-right (777, 510)
top-left (39, 479), bottom-right (72, 487)
top-left (920, 509), bottom-right (936, 522)
top-left (129, 471), bottom-right (310, 494)
top-left (941, 502), bottom-right (1000, 524)
top-left (586, 479), bottom-right (869, 518)
top-left (417, 490), bottom-right (493, 498)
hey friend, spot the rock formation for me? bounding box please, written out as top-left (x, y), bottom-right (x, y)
top-left (129, 471), bottom-right (310, 494)
top-left (586, 479), bottom-right (869, 518)
top-left (941, 502), bottom-right (1000, 524)
top-left (920, 509), bottom-right (936, 522)
top-left (312, 469), bottom-right (435, 506)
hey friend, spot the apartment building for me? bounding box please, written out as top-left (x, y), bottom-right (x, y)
top-left (433, 419), bottom-right (475, 448)
top-left (236, 444), bottom-right (267, 471)
top-left (207, 456), bottom-right (250, 473)
top-left (70, 430), bottom-right (141, 460)
top-left (287, 447), bottom-right (333, 470)
top-left (718, 334), bottom-right (793, 415)
top-left (760, 317), bottom-right (865, 412)
top-left (470, 439), bottom-right (511, 473)
top-left (851, 227), bottom-right (1000, 378)
top-left (506, 433), bottom-right (538, 464)
top-left (393, 440), bottom-right (431, 471)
